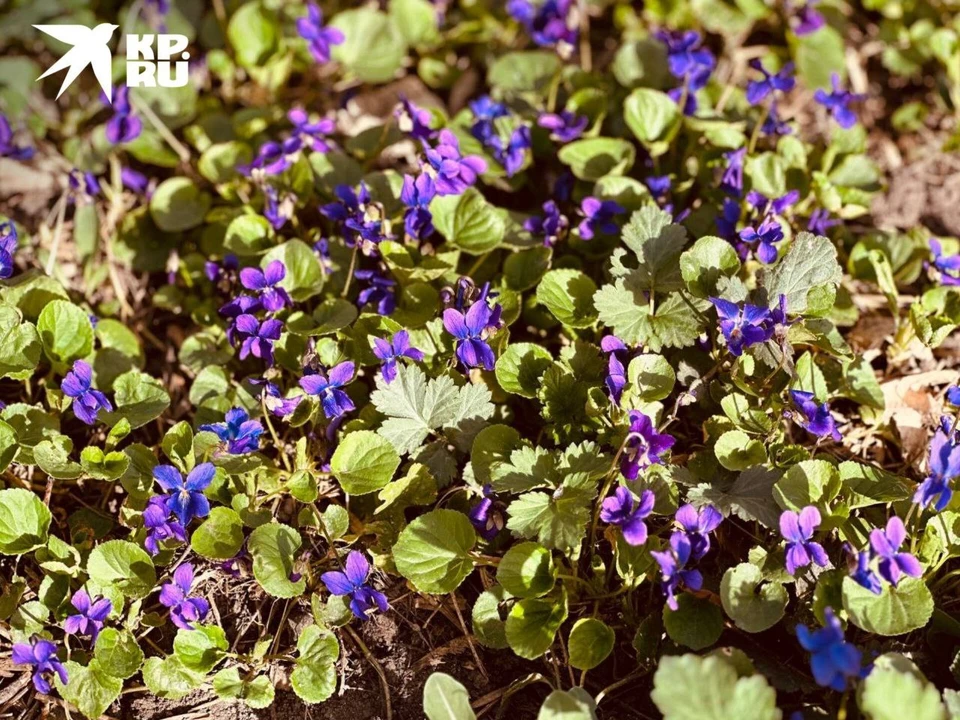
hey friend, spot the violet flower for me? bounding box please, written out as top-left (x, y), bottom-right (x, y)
top-left (240, 260), bottom-right (292, 313)
top-left (396, 96), bottom-right (436, 143)
top-left (814, 74), bottom-right (864, 129)
top-left (781, 506), bottom-right (829, 575)
top-left (715, 197), bottom-right (741, 239)
top-left (600, 335), bottom-right (628, 404)
top-left (869, 516), bottom-right (922, 587)
top-left (796, 608), bottom-right (862, 691)
top-left (844, 542), bottom-right (881, 595)
top-left (0, 221), bottom-right (17, 279)
top-left (491, 125), bottom-right (531, 176)
top-left (300, 362), bottom-right (355, 419)
top-left (709, 297), bottom-right (773, 356)
top-left (469, 95), bottom-right (509, 146)
top-left (746, 60), bottom-right (795, 105)
top-left (577, 197), bottom-right (624, 240)
top-left (930, 239), bottom-right (960, 286)
top-left (288, 107), bottom-right (335, 152)
top-left (62, 360), bottom-right (113, 425)
top-left (747, 189), bottom-right (800, 217)
top-left (0, 113), bottom-right (34, 160)
top-left (720, 147), bottom-right (746, 196)
top-left (321, 183), bottom-right (385, 247)
top-left (808, 208), bottom-right (840, 235)
top-left (650, 533), bottom-right (703, 611)
top-left (254, 380), bottom-right (302, 418)
top-left (600, 486), bottom-right (655, 546)
top-left (468, 485), bottom-right (504, 540)
top-left (296, 2), bottom-right (345, 64)
top-left (538, 111), bottom-right (588, 142)
top-left (620, 410), bottom-right (675, 480)
top-left (424, 129), bottom-right (487, 196)
top-left (232, 315), bottom-right (283, 366)
top-left (63, 589), bottom-right (112, 642)
top-left (321, 551), bottom-right (389, 620)
top-left (790, 0), bottom-right (826, 36)
top-left (68, 170), bottom-right (100, 201)
top-left (201, 407), bottom-right (264, 454)
top-left (12, 638), bottom-right (67, 694)
top-left (153, 462), bottom-right (215, 526)
top-left (914, 421), bottom-right (960, 511)
top-left (121, 167), bottom-right (151, 196)
top-left (506, 0), bottom-right (576, 48)
top-left (372, 330), bottom-right (424, 383)
top-left (355, 267), bottom-right (397, 315)
top-left (443, 300), bottom-right (498, 371)
top-left (947, 385), bottom-right (960, 406)
top-left (761, 103), bottom-right (793, 136)
top-left (263, 186), bottom-right (292, 231)
top-left (143, 495), bottom-right (187, 555)
top-left (674, 504), bottom-right (722, 560)
top-left (105, 86), bottom-right (142, 144)
top-left (655, 30), bottom-right (715, 114)
top-left (159, 563), bottom-right (210, 630)
top-left (400, 173), bottom-right (436, 239)
top-left (790, 390), bottom-right (842, 442)
top-left (524, 200), bottom-right (569, 246)
top-left (738, 216), bottom-right (784, 264)
top-left (239, 139), bottom-right (300, 177)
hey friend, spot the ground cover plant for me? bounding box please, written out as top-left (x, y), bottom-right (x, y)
top-left (1, 0), bottom-right (960, 717)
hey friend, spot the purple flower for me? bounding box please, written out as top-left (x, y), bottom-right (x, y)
top-left (747, 189), bottom-right (800, 216)
top-left (915, 422), bottom-right (960, 511)
top-left (63, 589), bottom-right (112, 642)
top-left (62, 360), bottom-right (113, 425)
top-left (153, 462), bottom-right (215, 526)
top-left (650, 533), bottom-right (703, 611)
top-left (254, 380), bottom-right (302, 418)
top-left (620, 411), bottom-right (675, 480)
top-left (869, 516), bottom-right (922, 587)
top-left (600, 486), bottom-right (655, 546)
top-left (232, 315), bottom-right (283, 366)
top-left (321, 183), bottom-right (385, 247)
top-left (720, 147), bottom-right (746, 196)
top-left (761, 103), bottom-right (794, 136)
top-left (656, 30), bottom-right (715, 83)
top-left (0, 221), bottom-right (18, 278)
top-left (600, 335), bottom-right (628, 404)
top-left (791, 0), bottom-right (826, 35)
top-left (468, 486), bottom-right (504, 540)
top-left (240, 260), bottom-right (292, 313)
top-left (781, 506), bottom-right (829, 575)
top-left (12, 638), bottom-right (67, 694)
top-left (239, 139), bottom-right (300, 177)
top-left (930, 238), bottom-right (960, 286)
top-left (577, 197), bottom-right (624, 240)
top-left (808, 208), bottom-right (840, 235)
top-left (716, 198), bottom-right (741, 239)
top-left (524, 200), bottom-right (568, 246)
top-left (68, 170), bottom-right (100, 200)
top-left (296, 2), bottom-right (345, 64)
top-left (443, 300), bottom-right (498, 371)
top-left (947, 385), bottom-right (960, 406)
top-left (469, 95), bottom-right (509, 146)
top-left (491, 125), bottom-right (531, 177)
top-left (507, 0), bottom-right (576, 47)
top-left (263, 186), bottom-right (292, 231)
top-left (321, 551), bottom-right (389, 620)
top-left (646, 175), bottom-right (672, 200)
top-left (738, 216), bottom-right (783, 264)
top-left (709, 297), bottom-right (773, 356)
top-left (746, 60), bottom-right (795, 105)
top-left (159, 563), bottom-right (210, 631)
top-left (424, 130), bottom-right (487, 196)
top-left (814, 74), bottom-right (863, 129)
top-left (372, 330), bottom-right (424, 383)
top-left (355, 267), bottom-right (397, 315)
top-left (396, 96), bottom-right (436, 143)
top-left (143, 495), bottom-right (187, 555)
top-left (674, 504), bottom-right (722, 560)
top-left (288, 107), bottom-right (335, 153)
top-left (401, 173), bottom-right (436, 239)
top-left (790, 390), bottom-right (842, 442)
top-left (844, 542), bottom-right (882, 595)
top-left (105, 86), bottom-right (142, 144)
top-left (121, 167), bottom-right (151, 196)
top-left (201, 407), bottom-right (264, 455)
top-left (300, 362), bottom-right (355, 419)
top-left (0, 113), bottom-right (34, 160)
top-left (538, 111), bottom-right (588, 142)
top-left (796, 608), bottom-right (862, 691)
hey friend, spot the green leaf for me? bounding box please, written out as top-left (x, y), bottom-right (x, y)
top-left (423, 672), bottom-right (477, 720)
top-left (94, 628), bottom-right (143, 680)
top-left (495, 343), bottom-right (553, 398)
top-left (497, 542), bottom-right (555, 598)
top-left (35, 434), bottom-right (82, 479)
top-left (224, 214), bottom-right (272, 255)
top-left (714, 430), bottom-right (767, 471)
top-left (102, 370), bottom-right (171, 429)
top-left (174, 625), bottom-right (228, 673)
top-left (627, 354), bottom-right (676, 402)
top-left (558, 138), bottom-right (636, 181)
top-left (393, 509), bottom-right (476, 593)
top-left (651, 654), bottom-right (781, 720)
top-left (615, 205), bottom-right (687, 293)
top-left (0, 487), bottom-right (51, 554)
top-left (839, 462), bottom-right (911, 510)
top-left (290, 625), bottom-right (339, 704)
top-left (537, 689), bottom-right (599, 720)
top-left (86, 540), bottom-right (156, 599)
top-left (773, 459), bottom-right (841, 511)
top-left (689, 467), bottom-right (782, 529)
top-left (80, 446), bottom-right (130, 481)
top-left (505, 592), bottom-right (568, 659)
top-left (842, 576), bottom-right (934, 636)
top-left (330, 8), bottom-right (408, 84)
top-left (504, 247), bottom-right (551, 292)
top-left (663, 594), bottom-right (724, 651)
top-left (0, 303), bottom-right (41, 380)
top-left (536, 269), bottom-right (598, 328)
top-left (507, 488), bottom-right (592, 552)
top-left (680, 236), bottom-right (741, 298)
top-left (568, 617), bottom-right (615, 670)
top-left (792, 24), bottom-right (846, 90)
top-left (0, 270), bottom-right (69, 321)
top-left (142, 656), bottom-right (205, 700)
top-left (487, 51), bottom-right (561, 93)
top-left (860, 665), bottom-right (946, 720)
top-left (149, 178), bottom-right (211, 233)
top-left (472, 585), bottom-right (510, 649)
top-left (287, 298), bottom-right (358, 336)
top-left (247, 523), bottom-right (306, 598)
top-left (760, 232), bottom-right (842, 315)
top-left (389, 0), bottom-right (440, 47)
top-left (227, 2), bottom-right (279, 68)
top-left (720, 563), bottom-right (788, 633)
top-left (191, 507), bottom-right (245, 560)
top-left (431, 188), bottom-right (506, 255)
top-left (624, 88), bottom-right (680, 154)
top-left (471, 425), bottom-right (522, 487)
top-left (331, 430), bottom-right (401, 495)
top-left (213, 667), bottom-right (276, 709)
top-left (37, 299), bottom-right (94, 366)
top-left (262, 240), bottom-right (324, 302)
top-left (0, 419), bottom-right (17, 473)
top-left (594, 283), bottom-right (707, 351)
top-left (198, 141), bottom-right (252, 184)
top-left (55, 660), bottom-right (122, 720)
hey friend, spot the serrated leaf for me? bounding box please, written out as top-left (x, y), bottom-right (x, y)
top-left (760, 233), bottom-right (841, 315)
top-left (615, 206), bottom-right (687, 293)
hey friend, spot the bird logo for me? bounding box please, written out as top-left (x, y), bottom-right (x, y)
top-left (34, 23), bottom-right (119, 101)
